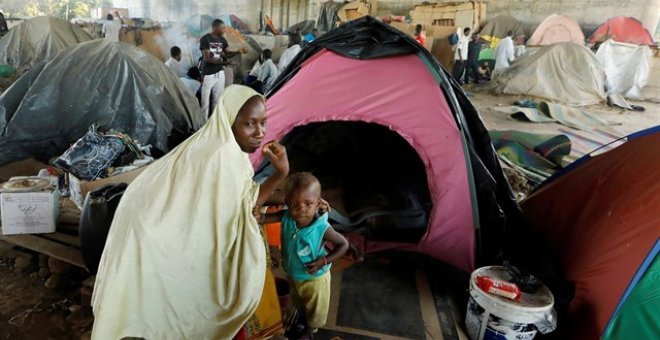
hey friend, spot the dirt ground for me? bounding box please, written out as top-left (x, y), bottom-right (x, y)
top-left (0, 70), bottom-right (659, 340)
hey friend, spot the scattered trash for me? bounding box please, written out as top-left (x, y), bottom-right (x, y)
top-left (514, 98), bottom-right (537, 108)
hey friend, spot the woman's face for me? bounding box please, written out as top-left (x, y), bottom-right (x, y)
top-left (231, 96), bottom-right (266, 153)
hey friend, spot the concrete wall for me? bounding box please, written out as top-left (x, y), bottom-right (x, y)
top-left (115, 0), bottom-right (659, 37)
top-left (112, 0), bottom-right (262, 31)
top-left (310, 0), bottom-right (659, 36)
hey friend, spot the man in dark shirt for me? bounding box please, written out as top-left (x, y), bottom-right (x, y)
top-left (199, 19), bottom-right (246, 118)
top-left (465, 33), bottom-right (482, 84)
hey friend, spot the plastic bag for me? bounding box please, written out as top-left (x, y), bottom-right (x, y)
top-left (53, 126), bottom-right (125, 181)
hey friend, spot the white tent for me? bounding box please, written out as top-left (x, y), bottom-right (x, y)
top-left (489, 43), bottom-right (606, 106)
top-left (596, 39), bottom-right (653, 99)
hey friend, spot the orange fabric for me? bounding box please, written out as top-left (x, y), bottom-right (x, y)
top-left (264, 206), bottom-right (283, 248)
top-left (522, 133), bottom-right (660, 340)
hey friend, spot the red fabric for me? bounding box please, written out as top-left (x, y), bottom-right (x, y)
top-left (415, 33), bottom-right (427, 46)
top-left (522, 133), bottom-right (660, 339)
top-left (590, 16), bottom-right (654, 45)
top-left (250, 49), bottom-right (475, 271)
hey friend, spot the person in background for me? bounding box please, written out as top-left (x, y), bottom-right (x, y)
top-left (478, 61), bottom-right (492, 81)
top-left (304, 28), bottom-right (318, 43)
top-left (102, 12), bottom-right (123, 42)
top-left (494, 30), bottom-right (515, 72)
top-left (165, 46), bottom-right (187, 78)
top-left (464, 33), bottom-right (481, 84)
top-left (257, 49), bottom-right (279, 93)
top-left (256, 172), bottom-right (349, 339)
top-left (414, 24), bottom-right (426, 46)
top-left (451, 27), bottom-right (471, 84)
top-left (199, 19), bottom-right (247, 118)
top-left (278, 33), bottom-right (302, 71)
top-left (244, 49), bottom-right (278, 94)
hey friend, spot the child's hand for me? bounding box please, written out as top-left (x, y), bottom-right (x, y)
top-left (305, 257), bottom-right (326, 274)
top-left (318, 198), bottom-right (331, 214)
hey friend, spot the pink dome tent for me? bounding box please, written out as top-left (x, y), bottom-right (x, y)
top-left (250, 17), bottom-right (523, 272)
top-left (528, 14), bottom-right (585, 46)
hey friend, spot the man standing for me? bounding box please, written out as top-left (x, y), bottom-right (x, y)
top-left (102, 12), bottom-right (123, 42)
top-left (494, 30), bottom-right (515, 72)
top-left (199, 19), bottom-right (246, 118)
top-left (278, 33), bottom-right (302, 71)
top-left (452, 27), bottom-right (471, 84)
top-left (465, 33), bottom-right (481, 84)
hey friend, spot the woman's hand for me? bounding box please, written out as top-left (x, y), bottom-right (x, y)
top-left (252, 206), bottom-right (262, 223)
top-left (263, 142), bottom-right (289, 177)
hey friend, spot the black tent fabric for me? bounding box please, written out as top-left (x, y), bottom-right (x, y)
top-left (269, 16), bottom-right (524, 265)
top-left (316, 1), bottom-right (344, 32)
top-left (0, 40), bottom-right (205, 165)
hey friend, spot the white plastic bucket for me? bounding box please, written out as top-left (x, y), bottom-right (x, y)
top-left (465, 266), bottom-right (555, 340)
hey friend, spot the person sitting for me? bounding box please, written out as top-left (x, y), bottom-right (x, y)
top-left (478, 61), bottom-right (492, 82)
top-left (257, 49), bottom-right (279, 93)
top-left (165, 46), bottom-right (187, 77)
top-left (414, 24), bottom-right (426, 46)
top-left (257, 172), bottom-right (349, 339)
top-left (278, 33), bottom-right (302, 71)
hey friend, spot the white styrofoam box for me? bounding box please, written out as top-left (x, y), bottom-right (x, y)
top-left (1, 191), bottom-right (58, 235)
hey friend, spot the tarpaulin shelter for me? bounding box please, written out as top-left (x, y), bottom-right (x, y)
top-left (316, 1), bottom-right (344, 32)
top-left (0, 16), bottom-right (92, 70)
top-left (184, 14), bottom-right (249, 36)
top-left (596, 39), bottom-right (653, 99)
top-left (488, 42), bottom-right (606, 106)
top-left (522, 127), bottom-right (660, 340)
top-left (251, 17), bottom-right (523, 272)
top-left (528, 14), bottom-right (585, 46)
top-left (478, 15), bottom-right (526, 48)
top-left (0, 40), bottom-right (204, 165)
top-left (589, 16), bottom-right (655, 45)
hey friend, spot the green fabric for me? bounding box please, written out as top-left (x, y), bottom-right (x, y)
top-left (603, 254), bottom-right (660, 340)
top-left (0, 64), bottom-right (14, 77)
top-left (281, 211), bottom-right (330, 282)
top-left (478, 48), bottom-right (494, 61)
top-left (489, 130), bottom-right (571, 183)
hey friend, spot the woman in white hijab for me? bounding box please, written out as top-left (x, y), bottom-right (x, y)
top-left (91, 85), bottom-right (289, 340)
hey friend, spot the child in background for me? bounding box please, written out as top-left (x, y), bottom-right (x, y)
top-left (258, 172), bottom-right (349, 339)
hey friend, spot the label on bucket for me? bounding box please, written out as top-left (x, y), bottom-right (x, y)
top-left (466, 296), bottom-right (538, 340)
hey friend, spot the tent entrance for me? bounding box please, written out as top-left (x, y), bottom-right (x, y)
top-left (279, 121), bottom-right (432, 243)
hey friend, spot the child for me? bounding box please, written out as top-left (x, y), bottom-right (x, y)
top-left (258, 172), bottom-right (349, 339)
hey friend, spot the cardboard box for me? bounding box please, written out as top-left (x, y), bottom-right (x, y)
top-left (69, 166), bottom-right (148, 210)
top-left (1, 177), bottom-right (59, 235)
top-left (410, 2), bottom-right (487, 31)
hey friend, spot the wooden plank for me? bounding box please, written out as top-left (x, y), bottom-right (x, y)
top-left (40, 232), bottom-right (81, 248)
top-left (416, 270), bottom-right (444, 340)
top-left (0, 234), bottom-right (85, 268)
